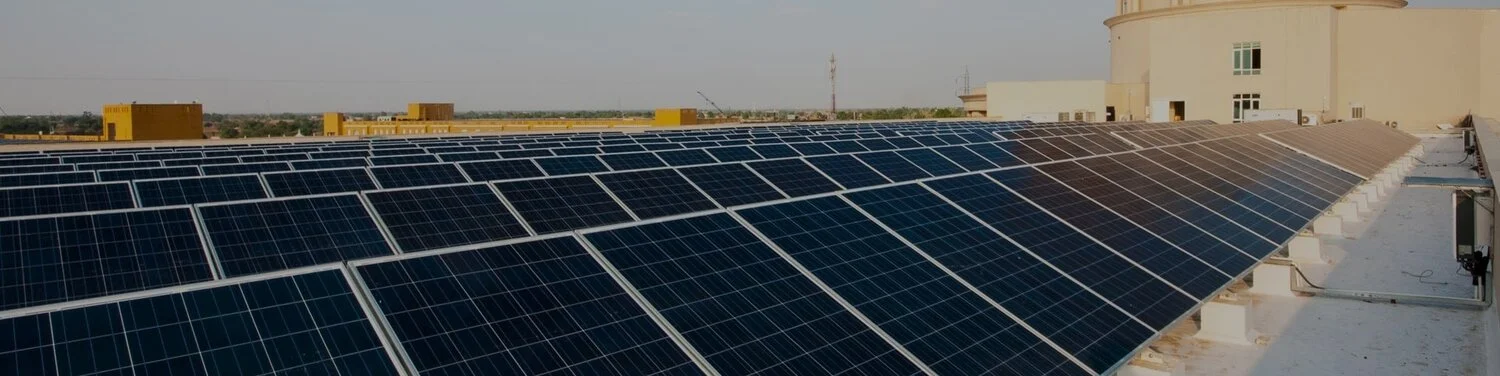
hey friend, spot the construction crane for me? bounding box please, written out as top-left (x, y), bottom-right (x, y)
top-left (696, 91), bottom-right (727, 118)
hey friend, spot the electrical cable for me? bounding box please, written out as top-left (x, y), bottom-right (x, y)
top-left (1292, 265), bottom-right (1326, 290)
top-left (1400, 269), bottom-right (1449, 285)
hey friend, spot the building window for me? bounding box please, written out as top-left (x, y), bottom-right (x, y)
top-left (1121, 0), bottom-right (1129, 14)
top-left (1352, 106), bottom-right (1365, 119)
top-left (1233, 93), bottom-right (1260, 123)
top-left (1233, 42), bottom-right (1261, 75)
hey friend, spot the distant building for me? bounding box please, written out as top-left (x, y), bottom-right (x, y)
top-left (100, 103), bottom-right (204, 141)
top-left (961, 0), bottom-right (1499, 131)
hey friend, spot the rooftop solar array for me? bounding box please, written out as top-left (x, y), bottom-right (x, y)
top-left (0, 118), bottom-right (1416, 375)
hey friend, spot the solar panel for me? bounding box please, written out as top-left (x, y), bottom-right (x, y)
top-left (0, 268), bottom-right (401, 375)
top-left (805, 154), bottom-right (891, 189)
top-left (498, 149), bottom-right (553, 159)
top-left (656, 149), bottom-right (718, 166)
top-left (598, 152), bottom-right (667, 171)
top-left (163, 156), bottom-right (240, 166)
top-left (749, 144), bottom-right (801, 159)
top-left (133, 174), bottom-right (268, 207)
top-left (856, 139), bottom-right (899, 151)
top-left (62, 155), bottom-right (133, 164)
top-left (241, 153), bottom-right (309, 163)
top-left (0, 165), bottom-right (74, 175)
top-left (493, 176), bottom-right (635, 234)
top-left (196, 194), bottom-right (394, 277)
top-left (1179, 143), bottom-right (1338, 210)
top-left (746, 159), bottom-right (842, 197)
top-left (594, 169), bottom-right (718, 219)
top-left (534, 156), bottom-right (611, 175)
top-left (847, 184), bottom-right (1156, 372)
top-left (0, 182), bottom-right (136, 217)
top-left (827, 140), bottom-right (870, 153)
top-left (789, 142), bottom-right (838, 156)
top-left (991, 167), bottom-right (1229, 298)
top-left (363, 184), bottom-right (530, 252)
top-left (923, 174), bottom-right (1195, 330)
top-left (369, 163), bottom-right (469, 189)
top-left (856, 151), bottom-right (932, 182)
top-left (675, 164), bottom-right (786, 207)
top-left (701, 146), bottom-right (761, 163)
top-left (1041, 161), bottom-right (1261, 273)
top-left (353, 236), bottom-right (703, 375)
top-left (582, 213), bottom-right (925, 375)
top-left (0, 207), bottom-right (213, 311)
top-left (291, 157), bottom-right (370, 170)
top-left (310, 150), bottom-right (372, 160)
top-left (435, 151), bottom-right (499, 163)
top-left (202, 161), bottom-right (291, 176)
top-left (736, 197), bottom-right (1087, 375)
top-left (369, 154), bottom-right (440, 166)
top-left (263, 168), bottom-right (379, 197)
top-left (77, 161), bottom-right (163, 171)
top-left (0, 171), bottom-right (95, 188)
top-left (1111, 152), bottom-right (1294, 243)
top-left (896, 149), bottom-right (967, 176)
top-left (931, 145), bottom-right (999, 171)
top-left (96, 166), bottom-right (201, 182)
top-left (1139, 149), bottom-right (1304, 233)
top-left (456, 159), bottom-right (545, 182)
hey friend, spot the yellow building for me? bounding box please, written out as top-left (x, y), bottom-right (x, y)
top-left (653, 108), bottom-right (698, 126)
top-left (100, 103), bottom-right (204, 141)
top-left (962, 0), bottom-right (1499, 131)
top-left (398, 103), bottom-right (454, 121)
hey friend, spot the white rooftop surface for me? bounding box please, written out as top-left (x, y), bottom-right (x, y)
top-left (1151, 135), bottom-right (1489, 376)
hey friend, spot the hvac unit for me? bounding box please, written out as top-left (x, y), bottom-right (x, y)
top-left (1300, 113), bottom-right (1320, 126)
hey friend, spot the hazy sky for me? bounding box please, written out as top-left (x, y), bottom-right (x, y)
top-left (0, 1), bottom-right (1493, 114)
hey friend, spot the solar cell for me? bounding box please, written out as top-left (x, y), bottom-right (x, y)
top-left (0, 268), bottom-right (400, 375)
top-left (494, 176), bottom-right (635, 234)
top-left (96, 166), bottom-right (201, 182)
top-left (263, 168), bottom-right (379, 197)
top-left (310, 150), bottom-right (372, 160)
top-left (746, 159), bottom-right (842, 197)
top-left (805, 154), bottom-right (891, 189)
top-left (583, 214), bottom-right (925, 375)
top-left (847, 184), bottom-right (1155, 372)
top-left (534, 156), bottom-right (611, 175)
top-left (354, 236), bottom-right (703, 375)
top-left (498, 149), bottom-right (554, 159)
top-left (595, 169), bottom-right (717, 219)
top-left (163, 157), bottom-right (240, 167)
top-left (0, 182), bottom-right (135, 217)
top-left (598, 152), bottom-right (668, 171)
top-left (133, 174), bottom-right (268, 207)
top-left (737, 197), bottom-right (1088, 375)
top-left (363, 184), bottom-right (530, 252)
top-left (655, 149), bottom-right (718, 166)
top-left (551, 147), bottom-right (602, 156)
top-left (456, 159), bottom-right (545, 182)
top-left (0, 171), bottom-right (95, 188)
top-left (856, 139), bottom-right (898, 151)
top-left (675, 164), bottom-right (786, 207)
top-left (197, 194), bottom-right (394, 277)
top-left (923, 174), bottom-right (1195, 330)
top-left (202, 162), bottom-right (292, 175)
top-left (0, 207), bottom-right (213, 311)
top-left (826, 140), bottom-right (869, 153)
top-left (369, 163), bottom-right (469, 189)
top-left (63, 155), bottom-right (133, 164)
top-left (886, 137), bottom-right (924, 149)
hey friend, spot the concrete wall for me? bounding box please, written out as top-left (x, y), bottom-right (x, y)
top-left (1337, 9), bottom-right (1493, 130)
top-left (1141, 5), bottom-right (1336, 124)
top-left (985, 80), bottom-right (1107, 121)
top-left (1482, 14), bottom-right (1499, 121)
top-left (1107, 83), bottom-right (1149, 121)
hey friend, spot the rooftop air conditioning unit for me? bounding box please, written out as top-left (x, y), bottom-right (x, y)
top-left (1300, 113), bottom-right (1320, 126)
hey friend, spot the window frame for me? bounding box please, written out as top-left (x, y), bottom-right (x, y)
top-left (1232, 93), bottom-right (1261, 123)
top-left (1233, 42), bottom-right (1262, 76)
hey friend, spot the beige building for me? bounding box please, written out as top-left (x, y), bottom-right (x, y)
top-left (962, 0), bottom-right (1499, 132)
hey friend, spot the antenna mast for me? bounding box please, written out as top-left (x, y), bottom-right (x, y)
top-left (829, 53), bottom-right (837, 121)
